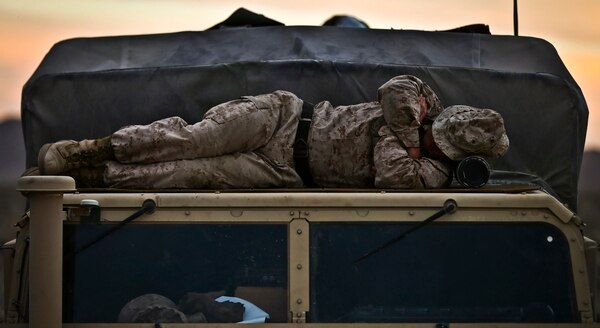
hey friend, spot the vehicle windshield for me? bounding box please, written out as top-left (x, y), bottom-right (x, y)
top-left (63, 223), bottom-right (288, 323)
top-left (62, 220), bottom-right (578, 323)
top-left (310, 222), bottom-right (577, 323)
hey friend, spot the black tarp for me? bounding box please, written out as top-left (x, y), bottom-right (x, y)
top-left (21, 24), bottom-right (588, 211)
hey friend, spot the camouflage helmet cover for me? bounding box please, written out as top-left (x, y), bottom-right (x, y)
top-left (432, 105), bottom-right (509, 161)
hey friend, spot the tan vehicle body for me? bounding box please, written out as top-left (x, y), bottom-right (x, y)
top-left (1, 176), bottom-right (598, 327)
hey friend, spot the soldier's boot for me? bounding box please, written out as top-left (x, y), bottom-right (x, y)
top-left (20, 166), bottom-right (40, 177)
top-left (38, 136), bottom-right (114, 175)
top-left (66, 166), bottom-right (106, 188)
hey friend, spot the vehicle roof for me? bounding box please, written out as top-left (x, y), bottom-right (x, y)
top-left (58, 186), bottom-right (577, 225)
top-left (21, 12), bottom-right (588, 211)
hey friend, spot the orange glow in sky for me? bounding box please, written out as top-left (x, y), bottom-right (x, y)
top-left (1, 0), bottom-right (599, 149)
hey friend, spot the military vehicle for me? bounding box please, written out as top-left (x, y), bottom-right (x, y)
top-left (1, 8), bottom-right (598, 328)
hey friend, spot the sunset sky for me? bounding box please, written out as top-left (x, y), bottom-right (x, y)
top-left (1, 0), bottom-right (599, 150)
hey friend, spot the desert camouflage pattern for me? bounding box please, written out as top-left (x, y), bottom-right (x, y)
top-left (377, 75), bottom-right (443, 148)
top-left (101, 75), bottom-right (451, 189)
top-left (106, 91), bottom-right (304, 189)
top-left (374, 126), bottom-right (452, 188)
top-left (432, 105), bottom-right (510, 161)
top-left (308, 101), bottom-right (385, 187)
top-left (308, 101), bottom-right (451, 188)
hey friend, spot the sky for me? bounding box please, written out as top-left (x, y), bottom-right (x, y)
top-left (1, 0), bottom-right (599, 150)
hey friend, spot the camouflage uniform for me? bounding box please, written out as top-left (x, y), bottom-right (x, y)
top-left (106, 91), bottom-right (304, 189)
top-left (103, 75), bottom-right (451, 189)
top-left (377, 75), bottom-right (443, 147)
top-left (308, 75), bottom-right (450, 188)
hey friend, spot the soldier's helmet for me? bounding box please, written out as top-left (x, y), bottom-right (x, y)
top-left (432, 105), bottom-right (509, 161)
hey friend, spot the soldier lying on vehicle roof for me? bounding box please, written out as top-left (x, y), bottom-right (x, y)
top-left (34, 75), bottom-right (509, 189)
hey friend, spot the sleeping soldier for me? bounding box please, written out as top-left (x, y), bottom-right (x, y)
top-left (34, 75), bottom-right (509, 189)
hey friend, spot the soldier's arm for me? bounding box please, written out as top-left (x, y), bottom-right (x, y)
top-left (377, 75), bottom-right (445, 148)
top-left (405, 96), bottom-right (429, 159)
top-left (373, 126), bottom-right (451, 189)
top-left (377, 76), bottom-right (422, 148)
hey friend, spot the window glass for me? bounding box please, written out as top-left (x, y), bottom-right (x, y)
top-left (310, 222), bottom-right (576, 323)
top-left (63, 223), bottom-right (288, 323)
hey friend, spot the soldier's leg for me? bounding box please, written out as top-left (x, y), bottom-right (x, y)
top-left (111, 91), bottom-right (303, 164)
top-left (103, 152), bottom-right (303, 189)
top-left (254, 91), bottom-right (304, 170)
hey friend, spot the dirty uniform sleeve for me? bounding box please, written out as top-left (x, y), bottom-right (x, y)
top-left (377, 75), bottom-right (443, 148)
top-left (373, 126), bottom-right (451, 189)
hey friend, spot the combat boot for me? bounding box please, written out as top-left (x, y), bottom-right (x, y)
top-left (38, 136), bottom-right (114, 175)
top-left (20, 166), bottom-right (40, 177)
top-left (66, 166), bottom-right (106, 188)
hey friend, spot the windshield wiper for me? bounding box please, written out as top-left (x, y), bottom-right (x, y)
top-left (354, 199), bottom-right (457, 264)
top-left (73, 199), bottom-right (156, 256)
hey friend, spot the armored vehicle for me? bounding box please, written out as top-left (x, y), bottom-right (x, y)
top-left (2, 8), bottom-right (598, 328)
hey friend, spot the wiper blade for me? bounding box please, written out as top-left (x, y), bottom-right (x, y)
top-left (354, 199), bottom-right (457, 264)
top-left (73, 199), bottom-right (156, 255)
